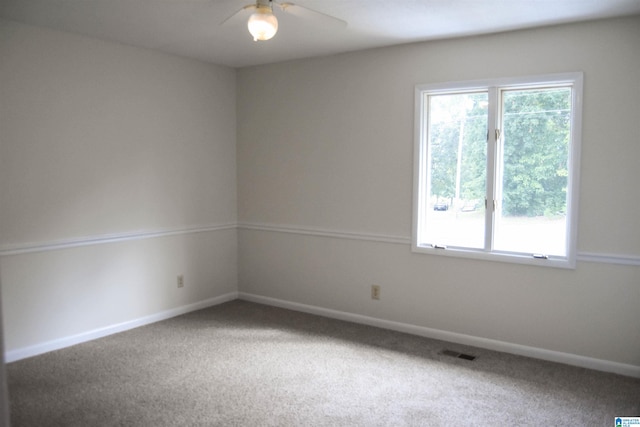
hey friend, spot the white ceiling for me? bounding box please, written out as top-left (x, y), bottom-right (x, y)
top-left (2, 0), bottom-right (640, 68)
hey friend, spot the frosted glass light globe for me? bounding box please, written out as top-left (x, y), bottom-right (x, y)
top-left (248, 8), bottom-right (278, 41)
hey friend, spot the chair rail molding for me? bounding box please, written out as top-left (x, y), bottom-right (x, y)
top-left (0, 223), bottom-right (237, 257)
top-left (238, 222), bottom-right (640, 267)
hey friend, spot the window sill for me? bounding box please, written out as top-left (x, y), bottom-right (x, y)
top-left (411, 244), bottom-right (575, 269)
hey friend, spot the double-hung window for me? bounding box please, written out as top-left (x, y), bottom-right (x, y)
top-left (412, 73), bottom-right (583, 268)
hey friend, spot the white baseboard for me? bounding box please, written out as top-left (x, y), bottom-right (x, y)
top-left (8, 290), bottom-right (639, 378)
top-left (238, 292), bottom-right (640, 379)
top-left (5, 292), bottom-right (239, 363)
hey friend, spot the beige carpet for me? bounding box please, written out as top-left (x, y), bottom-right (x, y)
top-left (7, 300), bottom-right (640, 426)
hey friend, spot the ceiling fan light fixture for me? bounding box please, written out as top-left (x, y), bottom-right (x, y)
top-left (247, 5), bottom-right (278, 41)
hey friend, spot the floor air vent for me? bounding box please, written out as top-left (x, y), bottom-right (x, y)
top-left (441, 349), bottom-right (476, 361)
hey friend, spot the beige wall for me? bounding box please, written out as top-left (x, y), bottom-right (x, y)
top-left (0, 270), bottom-right (9, 427)
top-left (0, 15), bottom-right (638, 379)
top-left (237, 17), bottom-right (640, 367)
top-left (0, 20), bottom-right (238, 354)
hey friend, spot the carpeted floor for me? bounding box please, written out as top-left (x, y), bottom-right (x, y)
top-left (6, 300), bottom-right (640, 426)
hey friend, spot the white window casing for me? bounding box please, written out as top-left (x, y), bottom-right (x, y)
top-left (412, 73), bottom-right (583, 268)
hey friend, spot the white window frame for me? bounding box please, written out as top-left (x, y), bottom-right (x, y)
top-left (412, 73), bottom-right (583, 268)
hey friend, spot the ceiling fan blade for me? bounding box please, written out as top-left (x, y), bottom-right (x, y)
top-left (220, 4), bottom-right (256, 26)
top-left (276, 2), bottom-right (347, 28)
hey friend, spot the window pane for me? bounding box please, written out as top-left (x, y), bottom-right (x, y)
top-left (424, 92), bottom-right (488, 249)
top-left (495, 87), bottom-right (572, 256)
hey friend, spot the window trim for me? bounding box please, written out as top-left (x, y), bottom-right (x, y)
top-left (412, 73), bottom-right (583, 269)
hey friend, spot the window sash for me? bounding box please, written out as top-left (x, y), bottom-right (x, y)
top-left (422, 90), bottom-right (488, 250)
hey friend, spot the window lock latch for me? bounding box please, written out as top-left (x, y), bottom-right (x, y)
top-left (485, 199), bottom-right (496, 210)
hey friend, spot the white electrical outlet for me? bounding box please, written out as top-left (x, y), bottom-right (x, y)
top-left (371, 285), bottom-right (380, 300)
top-left (177, 275), bottom-right (184, 288)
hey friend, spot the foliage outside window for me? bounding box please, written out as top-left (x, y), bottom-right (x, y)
top-left (412, 73), bottom-right (583, 268)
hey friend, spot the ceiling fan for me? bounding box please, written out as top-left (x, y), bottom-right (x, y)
top-left (222, 0), bottom-right (347, 41)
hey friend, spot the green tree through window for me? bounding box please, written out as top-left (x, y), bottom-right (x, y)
top-left (501, 88), bottom-right (571, 217)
